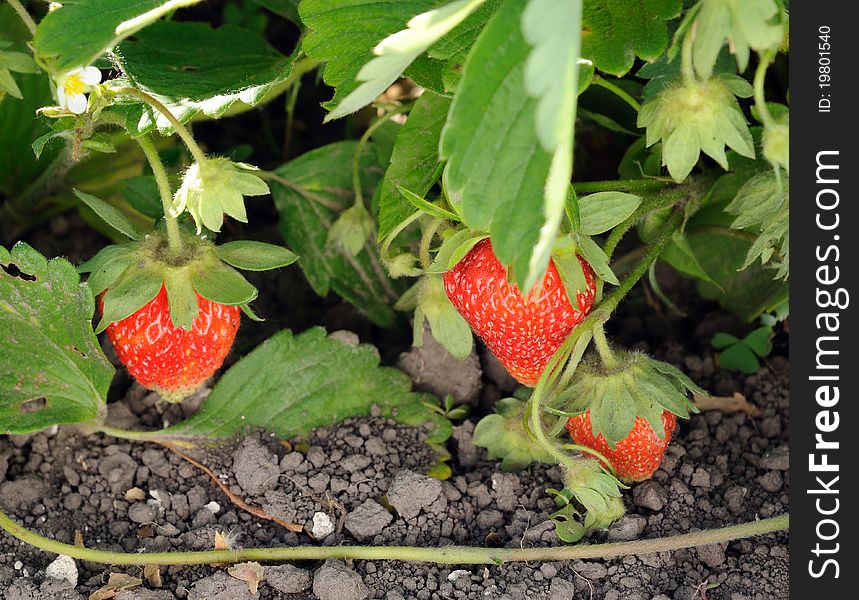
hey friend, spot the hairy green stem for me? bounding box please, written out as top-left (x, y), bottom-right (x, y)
top-left (753, 49), bottom-right (776, 128)
top-left (135, 135), bottom-right (182, 254)
top-left (592, 324), bottom-right (618, 369)
top-left (574, 179), bottom-right (672, 194)
top-left (0, 508), bottom-right (787, 565)
top-left (681, 28), bottom-right (696, 85)
top-left (380, 210), bottom-right (424, 260)
top-left (258, 172), bottom-right (343, 212)
top-left (419, 218), bottom-right (443, 270)
top-left (592, 76), bottom-right (641, 112)
top-left (352, 104), bottom-right (412, 208)
top-left (115, 87), bottom-right (207, 165)
top-left (6, 0), bottom-right (36, 35)
top-left (594, 187), bottom-right (686, 303)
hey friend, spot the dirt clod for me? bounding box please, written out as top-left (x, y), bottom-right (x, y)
top-left (313, 559), bottom-right (368, 600)
top-left (386, 470), bottom-right (443, 520)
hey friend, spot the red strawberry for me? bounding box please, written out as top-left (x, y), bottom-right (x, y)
top-left (443, 239), bottom-right (595, 385)
top-left (101, 286), bottom-right (240, 402)
top-left (565, 409), bottom-right (676, 483)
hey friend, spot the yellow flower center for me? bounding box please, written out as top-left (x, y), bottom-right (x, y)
top-left (64, 73), bottom-right (86, 96)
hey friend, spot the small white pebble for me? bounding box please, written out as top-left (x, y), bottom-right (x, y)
top-left (45, 555), bottom-right (78, 587)
top-left (204, 501), bottom-right (221, 514)
top-left (311, 512), bottom-right (334, 539)
top-left (13, 561), bottom-right (22, 570)
top-left (448, 569), bottom-right (470, 582)
top-left (149, 490), bottom-right (167, 506)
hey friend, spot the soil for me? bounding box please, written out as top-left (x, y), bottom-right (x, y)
top-left (0, 272), bottom-right (789, 599)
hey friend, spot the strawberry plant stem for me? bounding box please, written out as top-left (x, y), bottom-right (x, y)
top-left (574, 179), bottom-right (672, 194)
top-left (6, 0), bottom-right (36, 36)
top-left (591, 76), bottom-right (641, 112)
top-left (419, 218), bottom-right (443, 269)
top-left (753, 49), bottom-right (776, 128)
top-left (0, 507), bottom-right (787, 565)
top-left (115, 87), bottom-right (208, 165)
top-left (592, 324), bottom-right (619, 369)
top-left (352, 103), bottom-right (412, 208)
top-left (135, 135), bottom-right (182, 254)
top-left (681, 29), bottom-right (695, 85)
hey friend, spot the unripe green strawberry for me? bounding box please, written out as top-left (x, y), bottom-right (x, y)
top-left (565, 409), bottom-right (677, 483)
top-left (101, 286), bottom-right (240, 402)
top-left (443, 239), bottom-right (595, 385)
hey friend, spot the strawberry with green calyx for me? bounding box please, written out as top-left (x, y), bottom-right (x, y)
top-left (557, 350), bottom-right (703, 482)
top-left (78, 215), bottom-right (297, 402)
top-left (443, 238), bottom-right (595, 386)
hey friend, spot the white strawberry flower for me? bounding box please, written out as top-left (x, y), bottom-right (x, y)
top-left (55, 66), bottom-right (101, 114)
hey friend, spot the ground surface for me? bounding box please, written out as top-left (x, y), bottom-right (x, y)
top-left (0, 309), bottom-right (789, 599)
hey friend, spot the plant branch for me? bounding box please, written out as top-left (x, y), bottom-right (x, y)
top-left (114, 87), bottom-right (207, 165)
top-left (135, 135), bottom-right (182, 254)
top-left (592, 324), bottom-right (618, 369)
top-left (0, 507), bottom-right (787, 565)
top-left (753, 49), bottom-right (776, 128)
top-left (418, 218), bottom-right (443, 270)
top-left (681, 27), bottom-right (696, 85)
top-left (592, 76), bottom-right (641, 112)
top-left (6, 0), bottom-right (36, 36)
top-left (351, 103), bottom-right (412, 208)
top-left (258, 172), bottom-right (344, 212)
top-left (574, 179), bottom-right (672, 194)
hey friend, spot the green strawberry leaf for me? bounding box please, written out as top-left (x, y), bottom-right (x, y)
top-left (299, 0), bottom-right (437, 112)
top-left (323, 0), bottom-right (489, 121)
top-left (149, 327), bottom-right (444, 440)
top-left (397, 187), bottom-right (460, 222)
top-left (1, 243), bottom-right (113, 434)
top-left (123, 176), bottom-right (164, 220)
top-left (271, 141), bottom-right (402, 327)
top-left (216, 241), bottom-right (298, 272)
top-left (472, 398), bottom-right (557, 471)
top-left (580, 0), bottom-right (682, 76)
top-left (378, 92), bottom-right (450, 241)
top-left (576, 234), bottom-right (618, 286)
top-left (578, 191), bottom-right (642, 235)
top-left (441, 0), bottom-right (576, 291)
top-left (34, 0), bottom-right (205, 72)
top-left (117, 21), bottom-right (299, 133)
top-left (74, 190), bottom-right (145, 241)
top-left (660, 236), bottom-right (721, 289)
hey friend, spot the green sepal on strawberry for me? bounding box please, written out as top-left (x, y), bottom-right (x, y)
top-left (548, 457), bottom-right (626, 543)
top-left (471, 397), bottom-right (556, 472)
top-left (79, 229), bottom-right (297, 402)
top-left (556, 351), bottom-right (704, 482)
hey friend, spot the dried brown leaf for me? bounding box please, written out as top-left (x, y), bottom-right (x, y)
top-left (228, 561), bottom-right (265, 595)
top-left (693, 392), bottom-right (761, 416)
